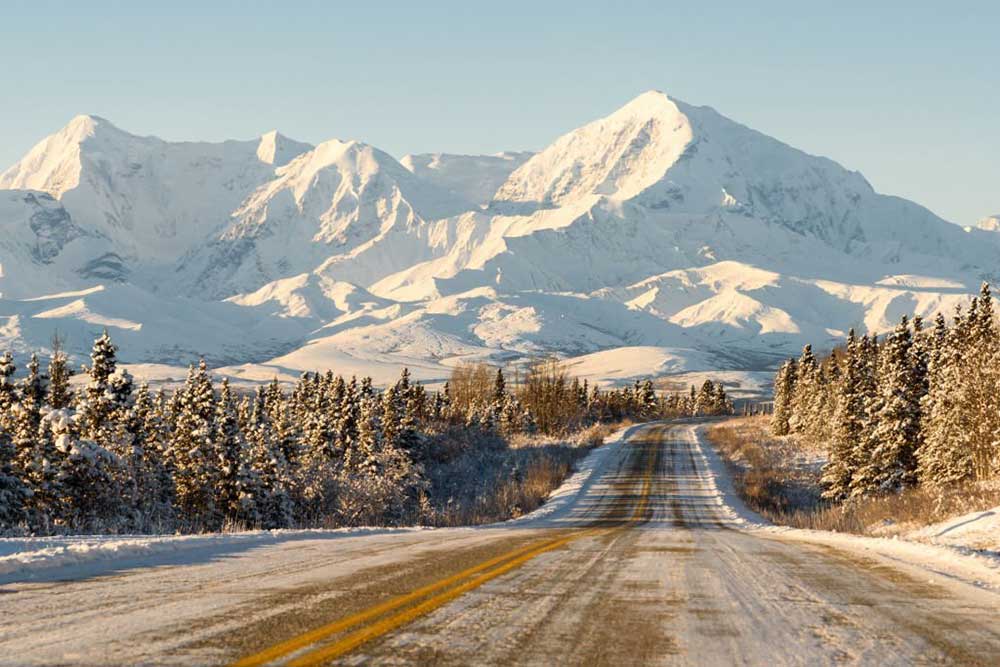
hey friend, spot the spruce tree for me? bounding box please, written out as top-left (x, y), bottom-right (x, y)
top-left (789, 345), bottom-right (817, 434)
top-left (0, 426), bottom-right (29, 530)
top-left (852, 317), bottom-right (921, 496)
top-left (47, 335), bottom-right (73, 409)
top-left (77, 331), bottom-right (119, 447)
top-left (0, 352), bottom-right (16, 431)
top-left (918, 310), bottom-right (972, 486)
top-left (771, 359), bottom-right (797, 435)
top-left (170, 361), bottom-right (220, 529)
top-left (214, 379), bottom-right (253, 524)
top-left (821, 330), bottom-right (864, 500)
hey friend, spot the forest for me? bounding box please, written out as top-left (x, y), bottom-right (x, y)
top-left (0, 335), bottom-right (732, 535)
top-left (772, 283), bottom-right (1000, 501)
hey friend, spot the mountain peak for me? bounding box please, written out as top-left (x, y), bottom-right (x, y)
top-left (494, 90), bottom-right (692, 205)
top-left (59, 114), bottom-right (124, 141)
top-left (256, 129), bottom-right (311, 167)
top-left (615, 89), bottom-right (677, 115)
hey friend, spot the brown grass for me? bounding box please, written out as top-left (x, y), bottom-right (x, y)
top-left (707, 417), bottom-right (824, 519)
top-left (705, 417), bottom-right (1000, 536)
top-left (431, 420), bottom-right (632, 527)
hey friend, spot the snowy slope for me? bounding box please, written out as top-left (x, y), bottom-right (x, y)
top-left (0, 116), bottom-right (312, 270)
top-left (401, 151), bottom-right (533, 208)
top-left (0, 93), bottom-right (996, 379)
top-left (176, 139), bottom-right (474, 298)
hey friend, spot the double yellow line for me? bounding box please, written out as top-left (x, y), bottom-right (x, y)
top-left (232, 429), bottom-right (659, 666)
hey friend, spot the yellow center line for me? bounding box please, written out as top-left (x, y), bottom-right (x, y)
top-left (231, 425), bottom-right (660, 667)
top-left (229, 532), bottom-right (587, 667)
top-left (285, 529), bottom-right (606, 667)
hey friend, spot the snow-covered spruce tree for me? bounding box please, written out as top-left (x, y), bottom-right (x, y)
top-left (76, 331), bottom-right (119, 446)
top-left (0, 352), bottom-right (16, 431)
top-left (245, 391), bottom-right (293, 529)
top-left (349, 392), bottom-right (382, 477)
top-left (965, 283), bottom-right (1000, 480)
top-left (381, 384), bottom-right (403, 456)
top-left (213, 378), bottom-right (255, 525)
top-left (0, 425), bottom-right (29, 531)
top-left (47, 336), bottom-right (73, 409)
top-left (489, 368), bottom-right (507, 424)
top-left (169, 361), bottom-right (220, 529)
top-left (126, 383), bottom-right (174, 530)
top-left (820, 330), bottom-right (864, 500)
top-left (265, 378), bottom-right (300, 473)
top-left (712, 382), bottom-right (733, 416)
top-left (638, 379), bottom-right (657, 418)
top-left (803, 363), bottom-right (832, 443)
top-left (851, 317), bottom-right (922, 496)
top-left (49, 408), bottom-right (124, 531)
top-left (694, 380), bottom-right (715, 416)
top-left (771, 359), bottom-right (797, 435)
top-left (399, 383), bottom-right (423, 460)
top-left (12, 354), bottom-right (59, 526)
top-left (336, 376), bottom-right (360, 455)
top-left (918, 307), bottom-right (973, 486)
top-left (788, 345), bottom-right (818, 434)
top-left (299, 375), bottom-right (341, 521)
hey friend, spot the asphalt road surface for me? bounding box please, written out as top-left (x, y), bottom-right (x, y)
top-left (4, 423), bottom-right (1000, 666)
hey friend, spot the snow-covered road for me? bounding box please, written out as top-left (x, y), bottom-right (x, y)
top-left (3, 423), bottom-right (1000, 665)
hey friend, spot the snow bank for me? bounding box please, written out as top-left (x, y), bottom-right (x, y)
top-left (0, 527), bottom-right (428, 585)
top-left (508, 422), bottom-right (646, 527)
top-left (691, 424), bottom-right (1000, 592)
top-left (907, 506), bottom-right (1000, 554)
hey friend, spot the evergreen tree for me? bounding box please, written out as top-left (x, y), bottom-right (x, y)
top-left (13, 357), bottom-right (56, 525)
top-left (821, 330), bottom-right (864, 500)
top-left (789, 345), bottom-right (817, 434)
top-left (49, 409), bottom-right (124, 531)
top-left (214, 379), bottom-right (253, 523)
top-left (0, 426), bottom-right (29, 530)
top-left (47, 335), bottom-right (73, 409)
top-left (0, 352), bottom-right (16, 431)
top-left (852, 317), bottom-right (921, 496)
top-left (638, 379), bottom-right (657, 417)
top-left (76, 331), bottom-right (120, 448)
top-left (771, 359), bottom-right (797, 435)
top-left (170, 361), bottom-right (219, 528)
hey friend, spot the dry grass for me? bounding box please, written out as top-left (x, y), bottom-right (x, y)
top-left (782, 483), bottom-right (1000, 536)
top-left (705, 417), bottom-right (1000, 536)
top-left (707, 417), bottom-right (824, 519)
top-left (429, 420), bottom-right (631, 527)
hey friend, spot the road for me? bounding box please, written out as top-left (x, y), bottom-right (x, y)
top-left (3, 422), bottom-right (1000, 665)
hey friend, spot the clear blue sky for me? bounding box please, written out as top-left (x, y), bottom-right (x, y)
top-left (1, 1), bottom-right (996, 224)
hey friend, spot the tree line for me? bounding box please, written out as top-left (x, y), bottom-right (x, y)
top-left (0, 333), bottom-right (732, 535)
top-left (771, 283), bottom-right (1000, 500)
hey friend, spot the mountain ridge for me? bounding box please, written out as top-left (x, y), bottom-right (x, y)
top-left (0, 91), bottom-right (995, 387)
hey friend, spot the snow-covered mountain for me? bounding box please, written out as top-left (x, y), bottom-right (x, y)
top-left (401, 151), bottom-right (533, 209)
top-left (0, 92), bottom-right (995, 386)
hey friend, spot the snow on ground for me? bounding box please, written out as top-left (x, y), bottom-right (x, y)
top-left (908, 505), bottom-right (1000, 554)
top-left (0, 527), bottom-right (431, 586)
top-left (561, 346), bottom-right (714, 387)
top-left (6, 422), bottom-right (999, 593)
top-left (0, 425), bottom-right (636, 585)
top-left (507, 422), bottom-right (644, 527)
top-left (691, 424), bottom-right (1000, 591)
